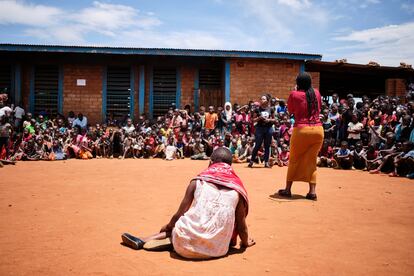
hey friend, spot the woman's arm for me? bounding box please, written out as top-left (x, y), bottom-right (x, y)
top-left (160, 180), bottom-right (196, 233)
top-left (235, 198), bottom-right (255, 248)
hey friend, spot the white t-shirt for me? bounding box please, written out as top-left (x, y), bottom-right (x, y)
top-left (165, 145), bottom-right (177, 160)
top-left (14, 106), bottom-right (25, 119)
top-left (348, 122), bottom-right (363, 140)
top-left (0, 106), bottom-right (12, 117)
top-left (369, 125), bottom-right (382, 145)
top-left (122, 125), bottom-right (135, 134)
top-left (172, 180), bottom-right (239, 259)
top-left (72, 117), bottom-right (88, 129)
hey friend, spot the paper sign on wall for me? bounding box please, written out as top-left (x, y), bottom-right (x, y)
top-left (77, 79), bottom-right (86, 86)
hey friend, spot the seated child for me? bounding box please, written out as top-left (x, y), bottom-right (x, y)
top-left (142, 132), bottom-right (155, 158)
top-left (134, 135), bottom-right (145, 158)
top-left (77, 130), bottom-right (93, 160)
top-left (48, 140), bottom-right (66, 161)
top-left (365, 144), bottom-right (380, 171)
top-left (243, 137), bottom-right (255, 163)
top-left (175, 132), bottom-right (185, 159)
top-left (213, 138), bottom-right (225, 151)
top-left (190, 138), bottom-right (209, 160)
top-left (391, 141), bottom-right (414, 177)
top-left (94, 136), bottom-right (105, 159)
top-left (369, 142), bottom-right (403, 174)
top-left (276, 143), bottom-right (290, 167)
top-left (121, 148), bottom-right (255, 259)
top-left (268, 140), bottom-right (279, 167)
top-left (152, 134), bottom-right (166, 159)
top-left (352, 141), bottom-right (366, 170)
top-left (183, 131), bottom-right (194, 158)
top-left (280, 120), bottom-right (293, 145)
top-left (234, 137), bottom-right (249, 163)
top-left (223, 132), bottom-right (233, 148)
top-left (229, 138), bottom-right (240, 162)
top-left (22, 138), bottom-right (40, 161)
top-left (165, 137), bottom-right (177, 161)
top-left (334, 141), bottom-right (353, 169)
top-left (122, 133), bottom-right (134, 159)
top-left (317, 139), bottom-right (334, 167)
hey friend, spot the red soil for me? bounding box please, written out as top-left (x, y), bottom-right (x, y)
top-left (0, 159), bottom-right (413, 275)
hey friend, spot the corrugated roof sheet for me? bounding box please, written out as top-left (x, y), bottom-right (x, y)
top-left (306, 60), bottom-right (414, 72)
top-left (0, 43), bottom-right (322, 60)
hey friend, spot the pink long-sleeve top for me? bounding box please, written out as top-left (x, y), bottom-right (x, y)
top-left (287, 89), bottom-right (322, 128)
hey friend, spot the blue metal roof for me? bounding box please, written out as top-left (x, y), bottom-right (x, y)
top-left (0, 43), bottom-right (322, 61)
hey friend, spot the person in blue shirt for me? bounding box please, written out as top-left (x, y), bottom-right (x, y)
top-left (334, 141), bottom-right (353, 169)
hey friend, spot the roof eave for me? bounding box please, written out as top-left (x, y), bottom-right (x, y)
top-left (0, 44), bottom-right (322, 61)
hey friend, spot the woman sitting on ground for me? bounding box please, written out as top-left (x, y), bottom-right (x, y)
top-left (121, 147), bottom-right (255, 259)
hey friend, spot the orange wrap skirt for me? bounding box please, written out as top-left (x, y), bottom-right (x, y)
top-left (286, 126), bottom-right (324, 184)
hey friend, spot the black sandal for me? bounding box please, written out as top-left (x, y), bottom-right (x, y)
top-left (122, 233), bottom-right (145, 250)
top-left (305, 193), bottom-right (317, 201)
top-left (278, 189), bottom-right (292, 198)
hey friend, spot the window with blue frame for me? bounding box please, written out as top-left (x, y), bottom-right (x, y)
top-left (0, 65), bottom-right (12, 103)
top-left (106, 66), bottom-right (132, 121)
top-left (152, 68), bottom-right (177, 117)
top-left (33, 65), bottom-right (59, 116)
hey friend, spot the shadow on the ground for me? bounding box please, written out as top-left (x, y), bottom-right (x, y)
top-left (120, 241), bottom-right (247, 262)
top-left (169, 246), bottom-right (246, 262)
top-left (268, 193), bottom-right (307, 201)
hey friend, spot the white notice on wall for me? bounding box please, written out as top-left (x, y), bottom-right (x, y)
top-left (77, 79), bottom-right (86, 86)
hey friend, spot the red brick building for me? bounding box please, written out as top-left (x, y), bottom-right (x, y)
top-left (1, 44), bottom-right (413, 124)
top-left (0, 44), bottom-right (321, 123)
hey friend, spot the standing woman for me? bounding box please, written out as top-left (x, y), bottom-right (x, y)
top-left (248, 94), bottom-right (275, 168)
top-left (276, 73), bottom-right (324, 200)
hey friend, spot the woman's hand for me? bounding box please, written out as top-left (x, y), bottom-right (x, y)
top-left (241, 238), bottom-right (256, 248)
top-left (159, 224), bottom-right (172, 233)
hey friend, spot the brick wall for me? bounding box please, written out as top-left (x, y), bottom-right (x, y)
top-left (308, 71), bottom-right (320, 91)
top-left (229, 59), bottom-right (301, 104)
top-left (180, 66), bottom-right (195, 110)
top-left (19, 60), bottom-right (318, 120)
top-left (63, 64), bottom-right (103, 124)
top-left (385, 78), bottom-right (406, 97)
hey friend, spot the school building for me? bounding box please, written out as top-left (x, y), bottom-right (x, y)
top-left (0, 44), bottom-right (413, 123)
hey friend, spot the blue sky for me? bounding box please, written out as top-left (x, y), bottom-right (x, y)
top-left (0, 0), bottom-right (413, 65)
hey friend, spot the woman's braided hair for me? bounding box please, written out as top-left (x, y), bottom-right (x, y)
top-left (296, 72), bottom-right (318, 117)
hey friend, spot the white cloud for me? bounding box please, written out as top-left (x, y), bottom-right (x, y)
top-left (277, 0), bottom-right (311, 10)
top-left (72, 1), bottom-right (161, 33)
top-left (0, 0), bottom-right (264, 50)
top-left (0, 0), bottom-right (62, 26)
top-left (236, 0), bottom-right (332, 50)
top-left (333, 22), bottom-right (414, 66)
top-left (0, 0), bottom-right (163, 45)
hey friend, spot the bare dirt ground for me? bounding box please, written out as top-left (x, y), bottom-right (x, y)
top-left (1, 159), bottom-right (413, 276)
